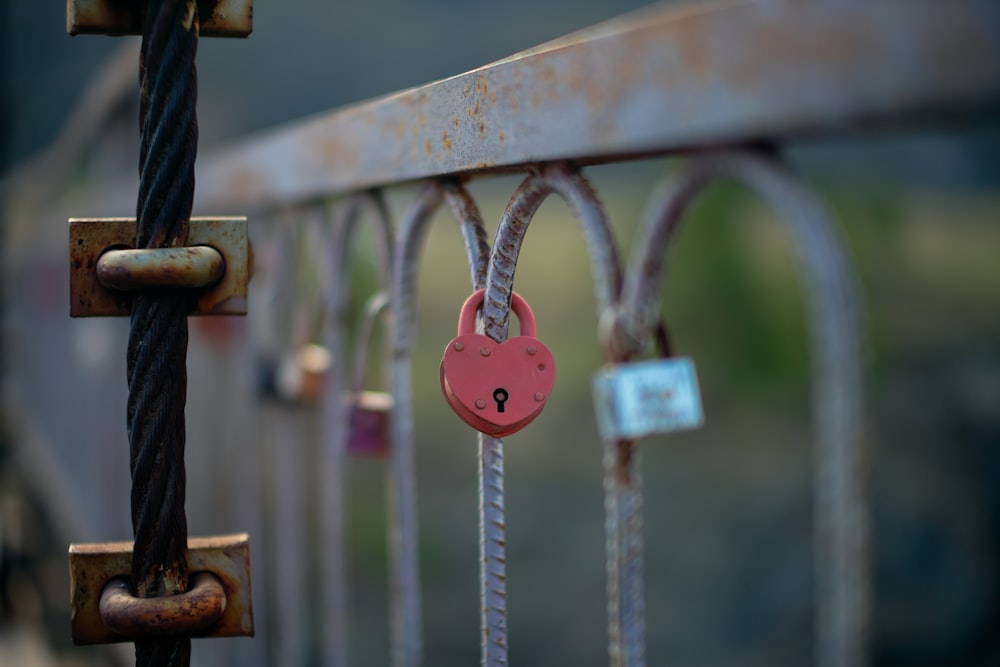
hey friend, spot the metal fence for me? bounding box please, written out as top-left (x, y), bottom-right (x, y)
top-left (3, 1), bottom-right (999, 666)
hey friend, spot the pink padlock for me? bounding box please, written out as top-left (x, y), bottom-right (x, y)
top-left (439, 289), bottom-right (555, 437)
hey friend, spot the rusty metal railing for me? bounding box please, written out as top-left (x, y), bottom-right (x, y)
top-left (3, 1), bottom-right (999, 666)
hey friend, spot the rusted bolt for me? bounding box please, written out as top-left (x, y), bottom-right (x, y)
top-left (99, 572), bottom-right (227, 638)
top-left (96, 246), bottom-right (225, 291)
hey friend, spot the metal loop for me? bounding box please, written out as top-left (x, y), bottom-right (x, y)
top-left (484, 162), bottom-right (622, 343)
top-left (384, 179), bottom-right (489, 667)
top-left (99, 572), bottom-right (227, 638)
top-left (96, 246), bottom-right (225, 291)
top-left (391, 179), bottom-right (491, 356)
top-left (323, 190), bottom-right (395, 319)
top-left (607, 149), bottom-right (868, 667)
top-left (440, 179), bottom-right (492, 291)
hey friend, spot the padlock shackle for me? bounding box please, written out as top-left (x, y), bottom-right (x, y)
top-left (351, 291), bottom-right (391, 394)
top-left (457, 288), bottom-right (536, 338)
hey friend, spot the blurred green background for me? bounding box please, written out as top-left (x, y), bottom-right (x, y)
top-left (2, 1), bottom-right (999, 667)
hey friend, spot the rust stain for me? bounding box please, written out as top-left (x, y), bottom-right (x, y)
top-left (510, 95), bottom-right (519, 113)
top-left (424, 139), bottom-right (433, 156)
top-left (478, 120), bottom-right (486, 137)
top-left (453, 115), bottom-right (460, 131)
top-left (499, 131), bottom-right (505, 144)
top-left (442, 130), bottom-right (452, 152)
top-left (315, 135), bottom-right (360, 171)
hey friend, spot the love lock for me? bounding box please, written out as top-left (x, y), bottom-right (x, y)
top-left (592, 319), bottom-right (704, 441)
top-left (346, 293), bottom-right (393, 458)
top-left (440, 288), bottom-right (555, 438)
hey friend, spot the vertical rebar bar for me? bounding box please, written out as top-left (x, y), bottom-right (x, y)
top-left (318, 199), bottom-right (358, 667)
top-left (317, 191), bottom-right (394, 667)
top-left (390, 181), bottom-right (491, 667)
top-left (602, 440), bottom-right (645, 667)
top-left (386, 187), bottom-right (439, 667)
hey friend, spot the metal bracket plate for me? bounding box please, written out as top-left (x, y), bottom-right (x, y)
top-left (69, 217), bottom-right (250, 317)
top-left (69, 533), bottom-right (254, 645)
top-left (67, 0), bottom-right (253, 38)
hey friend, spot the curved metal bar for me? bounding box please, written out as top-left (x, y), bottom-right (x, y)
top-left (392, 179), bottom-right (491, 354)
top-left (99, 572), bottom-right (226, 638)
top-left (322, 190), bottom-right (396, 320)
top-left (483, 162), bottom-right (623, 340)
top-left (441, 179), bottom-right (492, 293)
top-left (612, 150), bottom-right (868, 667)
top-left (480, 162), bottom-right (623, 667)
top-left (315, 190), bottom-right (395, 667)
top-left (386, 183), bottom-right (441, 667)
top-left (388, 179), bottom-right (490, 667)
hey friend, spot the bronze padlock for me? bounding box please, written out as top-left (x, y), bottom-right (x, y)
top-left (257, 343), bottom-right (331, 404)
top-left (346, 292), bottom-right (393, 458)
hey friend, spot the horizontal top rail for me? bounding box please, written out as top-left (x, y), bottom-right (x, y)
top-left (89, 0), bottom-right (1000, 213)
top-left (193, 0), bottom-right (1000, 212)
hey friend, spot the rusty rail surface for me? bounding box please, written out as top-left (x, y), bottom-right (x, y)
top-left (4, 1), bottom-right (998, 667)
top-left (193, 0), bottom-right (999, 212)
top-left (63, 0), bottom-right (1000, 216)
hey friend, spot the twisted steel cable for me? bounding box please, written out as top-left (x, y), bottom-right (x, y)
top-left (126, 1), bottom-right (199, 665)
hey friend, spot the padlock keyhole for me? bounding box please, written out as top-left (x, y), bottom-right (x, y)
top-left (493, 388), bottom-right (509, 413)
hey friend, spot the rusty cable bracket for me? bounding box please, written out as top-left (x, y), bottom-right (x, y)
top-left (69, 217), bottom-right (250, 316)
top-left (67, 0), bottom-right (253, 37)
top-left (100, 572), bottom-right (227, 638)
top-left (69, 534), bottom-right (254, 645)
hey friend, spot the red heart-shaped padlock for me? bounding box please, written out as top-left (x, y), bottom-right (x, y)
top-left (440, 289), bottom-right (555, 437)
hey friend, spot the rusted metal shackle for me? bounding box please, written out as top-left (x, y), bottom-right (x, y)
top-left (96, 246), bottom-right (226, 291)
top-left (99, 572), bottom-right (227, 638)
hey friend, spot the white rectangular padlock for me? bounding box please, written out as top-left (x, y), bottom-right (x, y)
top-left (592, 357), bottom-right (704, 441)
